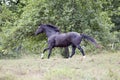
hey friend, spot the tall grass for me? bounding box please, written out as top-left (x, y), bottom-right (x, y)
top-left (0, 51), bottom-right (120, 80)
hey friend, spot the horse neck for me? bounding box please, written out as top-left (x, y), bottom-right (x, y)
top-left (45, 30), bottom-right (59, 38)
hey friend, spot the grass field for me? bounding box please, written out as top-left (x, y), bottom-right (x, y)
top-left (0, 51), bottom-right (120, 80)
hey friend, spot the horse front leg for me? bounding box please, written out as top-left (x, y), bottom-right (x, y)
top-left (43, 47), bottom-right (49, 53)
top-left (40, 47), bottom-right (49, 59)
top-left (48, 48), bottom-right (52, 59)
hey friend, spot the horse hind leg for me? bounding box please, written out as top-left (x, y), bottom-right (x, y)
top-left (70, 46), bottom-right (76, 58)
top-left (77, 45), bottom-right (86, 58)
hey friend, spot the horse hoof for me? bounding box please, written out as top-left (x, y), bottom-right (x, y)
top-left (81, 56), bottom-right (86, 61)
top-left (83, 56), bottom-right (86, 58)
top-left (40, 53), bottom-right (44, 59)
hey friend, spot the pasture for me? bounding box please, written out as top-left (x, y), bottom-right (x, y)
top-left (0, 51), bottom-right (120, 80)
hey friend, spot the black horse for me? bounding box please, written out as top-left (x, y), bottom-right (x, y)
top-left (35, 24), bottom-right (99, 59)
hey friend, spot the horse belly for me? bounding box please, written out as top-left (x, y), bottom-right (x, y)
top-left (55, 37), bottom-right (71, 47)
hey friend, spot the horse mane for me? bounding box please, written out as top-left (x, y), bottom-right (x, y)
top-left (46, 24), bottom-right (60, 32)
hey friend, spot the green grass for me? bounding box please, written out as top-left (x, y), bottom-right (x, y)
top-left (0, 51), bottom-right (120, 80)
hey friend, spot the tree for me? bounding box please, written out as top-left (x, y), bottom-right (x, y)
top-left (0, 0), bottom-right (119, 58)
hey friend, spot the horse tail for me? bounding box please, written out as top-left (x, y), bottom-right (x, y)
top-left (80, 34), bottom-right (99, 48)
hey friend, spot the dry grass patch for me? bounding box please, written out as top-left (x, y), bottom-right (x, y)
top-left (0, 51), bottom-right (120, 80)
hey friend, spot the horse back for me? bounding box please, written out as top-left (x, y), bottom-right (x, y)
top-left (50, 32), bottom-right (81, 47)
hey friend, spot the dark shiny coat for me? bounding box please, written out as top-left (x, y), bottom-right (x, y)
top-left (35, 24), bottom-right (98, 59)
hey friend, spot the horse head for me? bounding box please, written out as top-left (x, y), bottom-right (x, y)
top-left (35, 24), bottom-right (44, 35)
top-left (35, 24), bottom-right (60, 37)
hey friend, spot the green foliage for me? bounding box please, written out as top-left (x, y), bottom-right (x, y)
top-left (0, 0), bottom-right (120, 58)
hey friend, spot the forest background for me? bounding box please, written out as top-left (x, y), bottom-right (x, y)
top-left (0, 0), bottom-right (120, 58)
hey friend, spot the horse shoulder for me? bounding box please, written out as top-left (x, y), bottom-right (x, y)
top-left (48, 35), bottom-right (56, 42)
